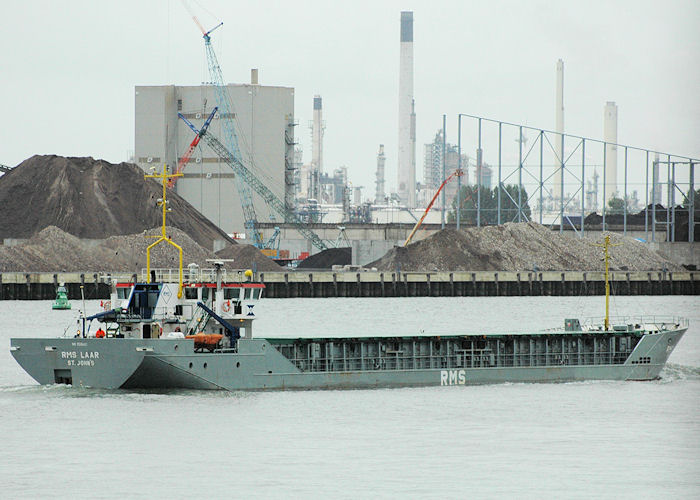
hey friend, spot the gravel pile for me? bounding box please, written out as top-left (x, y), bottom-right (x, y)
top-left (368, 222), bottom-right (680, 272)
top-left (215, 244), bottom-right (283, 272)
top-left (0, 226), bottom-right (273, 273)
top-left (0, 155), bottom-right (233, 250)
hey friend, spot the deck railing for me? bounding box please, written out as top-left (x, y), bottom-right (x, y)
top-left (580, 316), bottom-right (688, 329)
top-left (284, 351), bottom-right (635, 373)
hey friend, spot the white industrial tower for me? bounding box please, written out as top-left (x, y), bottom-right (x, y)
top-left (310, 95), bottom-right (324, 200)
top-left (651, 152), bottom-right (661, 205)
top-left (604, 101), bottom-right (618, 204)
top-left (553, 59), bottom-right (564, 200)
top-left (398, 11), bottom-right (416, 208)
top-left (375, 144), bottom-right (386, 203)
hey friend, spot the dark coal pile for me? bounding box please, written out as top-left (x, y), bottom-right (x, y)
top-left (297, 247), bottom-right (352, 269)
top-left (368, 222), bottom-right (680, 272)
top-left (585, 204), bottom-right (700, 242)
top-left (215, 244), bottom-right (283, 272)
top-left (0, 155), bottom-right (233, 250)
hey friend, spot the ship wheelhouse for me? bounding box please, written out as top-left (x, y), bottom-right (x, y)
top-left (90, 270), bottom-right (264, 349)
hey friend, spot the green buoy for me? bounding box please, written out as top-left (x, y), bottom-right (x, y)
top-left (52, 284), bottom-right (71, 310)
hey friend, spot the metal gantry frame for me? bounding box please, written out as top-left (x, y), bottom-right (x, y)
top-left (452, 113), bottom-right (698, 242)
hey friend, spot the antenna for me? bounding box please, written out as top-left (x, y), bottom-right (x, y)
top-left (144, 164), bottom-right (184, 298)
top-left (593, 235), bottom-right (622, 330)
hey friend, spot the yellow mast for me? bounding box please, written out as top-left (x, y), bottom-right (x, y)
top-left (594, 234), bottom-right (621, 330)
top-left (144, 164), bottom-right (184, 298)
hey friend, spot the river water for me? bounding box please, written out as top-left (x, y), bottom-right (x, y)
top-left (1, 296), bottom-right (698, 499)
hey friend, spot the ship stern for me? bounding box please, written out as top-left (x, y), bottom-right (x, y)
top-left (10, 338), bottom-right (147, 389)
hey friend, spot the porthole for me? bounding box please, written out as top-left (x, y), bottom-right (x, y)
top-left (203, 363), bottom-right (208, 369)
top-left (189, 362), bottom-right (193, 369)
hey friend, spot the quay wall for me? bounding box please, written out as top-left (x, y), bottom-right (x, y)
top-left (258, 271), bottom-right (698, 298)
top-left (1, 271), bottom-right (697, 300)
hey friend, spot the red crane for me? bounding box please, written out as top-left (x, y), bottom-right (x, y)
top-left (168, 107), bottom-right (218, 188)
top-left (404, 169), bottom-right (464, 246)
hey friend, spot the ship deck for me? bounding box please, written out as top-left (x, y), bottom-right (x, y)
top-left (267, 330), bottom-right (646, 373)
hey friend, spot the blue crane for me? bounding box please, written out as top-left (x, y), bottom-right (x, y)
top-left (179, 114), bottom-right (329, 251)
top-left (195, 21), bottom-right (264, 248)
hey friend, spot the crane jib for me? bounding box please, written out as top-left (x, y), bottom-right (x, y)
top-left (179, 31), bottom-right (329, 252)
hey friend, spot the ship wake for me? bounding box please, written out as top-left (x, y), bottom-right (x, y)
top-left (659, 363), bottom-right (700, 382)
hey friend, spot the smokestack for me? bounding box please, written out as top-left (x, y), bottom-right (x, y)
top-left (375, 144), bottom-right (386, 203)
top-left (604, 101), bottom-right (618, 204)
top-left (651, 152), bottom-right (661, 205)
top-left (250, 68), bottom-right (259, 85)
top-left (398, 11), bottom-right (416, 208)
top-left (311, 95), bottom-right (324, 199)
top-left (553, 59), bottom-right (564, 200)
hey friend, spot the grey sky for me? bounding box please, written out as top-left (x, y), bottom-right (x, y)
top-left (2, 0), bottom-right (698, 196)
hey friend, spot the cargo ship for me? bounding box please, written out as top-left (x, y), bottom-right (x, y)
top-left (9, 169), bottom-right (687, 391)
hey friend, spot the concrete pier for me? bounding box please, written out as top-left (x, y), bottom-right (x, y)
top-left (0, 271), bottom-right (696, 300)
top-left (259, 270), bottom-right (697, 298)
top-left (0, 272), bottom-right (116, 301)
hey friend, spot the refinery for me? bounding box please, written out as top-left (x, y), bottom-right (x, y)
top-left (0, 7), bottom-right (698, 283)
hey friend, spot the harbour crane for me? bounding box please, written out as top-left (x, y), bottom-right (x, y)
top-left (188, 20), bottom-right (264, 248)
top-left (182, 11), bottom-right (329, 252)
top-left (178, 114), bottom-right (329, 251)
top-left (404, 169), bottom-right (464, 246)
top-left (168, 106), bottom-right (218, 188)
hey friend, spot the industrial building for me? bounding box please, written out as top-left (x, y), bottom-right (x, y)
top-left (134, 76), bottom-right (295, 235)
top-left (423, 129), bottom-right (470, 208)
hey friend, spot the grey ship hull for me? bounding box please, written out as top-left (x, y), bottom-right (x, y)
top-left (10, 327), bottom-right (686, 391)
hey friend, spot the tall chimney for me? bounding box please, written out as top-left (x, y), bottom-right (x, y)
top-left (311, 95), bottom-right (324, 200)
top-left (553, 59), bottom-right (564, 200)
top-left (375, 144), bottom-right (386, 203)
top-left (604, 101), bottom-right (618, 204)
top-left (398, 11), bottom-right (415, 208)
top-left (651, 152), bottom-right (661, 205)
